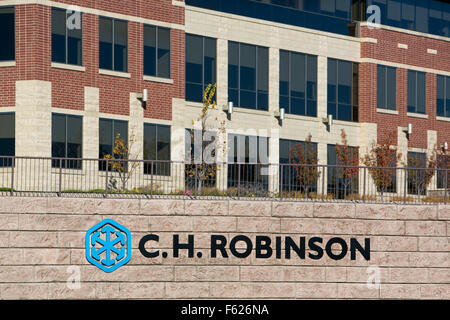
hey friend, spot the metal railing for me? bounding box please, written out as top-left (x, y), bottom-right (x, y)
top-left (0, 156), bottom-right (448, 204)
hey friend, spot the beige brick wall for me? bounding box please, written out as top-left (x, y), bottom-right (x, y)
top-left (0, 197), bottom-right (448, 299)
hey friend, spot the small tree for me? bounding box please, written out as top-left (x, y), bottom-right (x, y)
top-left (362, 135), bottom-right (402, 201)
top-left (436, 147), bottom-right (450, 190)
top-left (103, 133), bottom-right (140, 192)
top-left (335, 130), bottom-right (359, 199)
top-left (289, 134), bottom-right (320, 198)
top-left (406, 150), bottom-right (437, 199)
top-left (185, 83), bottom-right (226, 195)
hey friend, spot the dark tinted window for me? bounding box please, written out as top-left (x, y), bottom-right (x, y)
top-left (99, 17), bottom-right (127, 72)
top-left (52, 8), bottom-right (82, 66)
top-left (228, 41), bottom-right (268, 110)
top-left (407, 70), bottom-right (426, 114)
top-left (0, 7), bottom-right (15, 61)
top-left (377, 65), bottom-right (397, 110)
top-left (280, 50), bottom-right (317, 117)
top-left (52, 113), bottom-right (82, 169)
top-left (99, 118), bottom-right (128, 170)
top-left (407, 151), bottom-right (427, 195)
top-left (144, 25), bottom-right (170, 78)
top-left (185, 34), bottom-right (217, 102)
top-left (328, 58), bottom-right (359, 122)
top-left (144, 123), bottom-right (171, 176)
top-left (437, 75), bottom-right (450, 118)
top-left (0, 113), bottom-right (14, 167)
top-left (327, 143), bottom-right (359, 199)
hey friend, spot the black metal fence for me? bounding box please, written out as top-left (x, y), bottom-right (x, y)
top-left (0, 156), bottom-right (448, 204)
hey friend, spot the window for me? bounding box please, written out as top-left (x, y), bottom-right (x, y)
top-left (407, 151), bottom-right (427, 195)
top-left (327, 144), bottom-right (359, 199)
top-left (407, 70), bottom-right (426, 114)
top-left (52, 8), bottom-right (82, 66)
top-left (227, 134), bottom-right (269, 190)
top-left (0, 113), bottom-right (14, 167)
top-left (99, 118), bottom-right (128, 171)
top-left (144, 123), bottom-right (171, 176)
top-left (99, 17), bottom-right (128, 72)
top-left (228, 41), bottom-right (268, 111)
top-left (0, 7), bottom-right (15, 61)
top-left (328, 58), bottom-right (359, 122)
top-left (52, 114), bottom-right (82, 169)
top-left (185, 34), bottom-right (216, 102)
top-left (437, 75), bottom-right (450, 118)
top-left (279, 139), bottom-right (318, 193)
top-left (437, 154), bottom-right (449, 189)
top-left (377, 65), bottom-right (396, 110)
top-left (280, 50), bottom-right (317, 117)
top-left (144, 25), bottom-right (170, 78)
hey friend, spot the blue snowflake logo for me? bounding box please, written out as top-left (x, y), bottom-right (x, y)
top-left (85, 219), bottom-right (131, 273)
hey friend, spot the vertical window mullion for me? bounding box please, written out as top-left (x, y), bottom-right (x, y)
top-left (112, 20), bottom-right (115, 71)
top-left (289, 52), bottom-right (291, 114)
top-left (256, 47), bottom-right (258, 109)
top-left (65, 11), bottom-right (68, 64)
top-left (238, 44), bottom-right (240, 107)
top-left (202, 37), bottom-right (204, 94)
top-left (304, 54), bottom-right (307, 115)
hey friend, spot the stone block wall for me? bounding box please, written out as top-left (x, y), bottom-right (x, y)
top-left (0, 197), bottom-right (448, 299)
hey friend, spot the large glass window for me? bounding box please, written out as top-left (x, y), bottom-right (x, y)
top-left (437, 75), bottom-right (450, 118)
top-left (52, 8), bottom-right (82, 66)
top-left (407, 70), bottom-right (426, 114)
top-left (327, 144), bottom-right (359, 199)
top-left (52, 114), bottom-right (82, 169)
top-left (227, 134), bottom-right (269, 192)
top-left (99, 118), bottom-right (128, 171)
top-left (328, 58), bottom-right (359, 122)
top-left (377, 65), bottom-right (397, 110)
top-left (99, 17), bottom-right (128, 72)
top-left (280, 50), bottom-right (317, 117)
top-left (437, 154), bottom-right (449, 189)
top-left (228, 41), bottom-right (268, 111)
top-left (279, 138), bottom-right (318, 194)
top-left (185, 34), bottom-right (217, 102)
top-left (144, 25), bottom-right (170, 79)
top-left (0, 113), bottom-right (14, 167)
top-left (144, 123), bottom-right (171, 176)
top-left (0, 7), bottom-right (15, 61)
top-left (407, 151), bottom-right (427, 195)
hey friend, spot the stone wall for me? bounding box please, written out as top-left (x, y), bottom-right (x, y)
top-left (0, 196), bottom-right (448, 299)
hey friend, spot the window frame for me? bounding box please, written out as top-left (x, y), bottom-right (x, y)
top-left (327, 58), bottom-right (359, 122)
top-left (377, 64), bottom-right (397, 111)
top-left (0, 112), bottom-right (15, 168)
top-left (98, 118), bottom-right (128, 172)
top-left (0, 6), bottom-right (15, 62)
top-left (99, 16), bottom-right (128, 72)
top-left (185, 34), bottom-right (217, 103)
top-left (437, 75), bottom-right (450, 118)
top-left (51, 113), bottom-right (83, 169)
top-left (143, 24), bottom-right (171, 79)
top-left (407, 70), bottom-right (426, 115)
top-left (228, 41), bottom-right (269, 111)
top-left (143, 123), bottom-right (171, 176)
top-left (51, 7), bottom-right (83, 66)
top-left (279, 49), bottom-right (318, 117)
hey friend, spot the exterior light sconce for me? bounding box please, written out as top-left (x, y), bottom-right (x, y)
top-left (322, 114), bottom-right (333, 131)
top-left (137, 89), bottom-right (148, 108)
top-left (274, 108), bottom-right (285, 123)
top-left (223, 101), bottom-right (233, 119)
top-left (401, 123), bottom-right (413, 138)
top-left (442, 142), bottom-right (448, 152)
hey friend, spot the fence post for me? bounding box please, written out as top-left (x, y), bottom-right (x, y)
top-left (10, 156), bottom-right (14, 196)
top-left (363, 167), bottom-right (366, 202)
top-left (58, 159), bottom-right (62, 196)
top-left (105, 160), bottom-right (109, 197)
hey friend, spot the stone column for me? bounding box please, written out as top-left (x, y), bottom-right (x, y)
top-left (427, 130), bottom-right (438, 191)
top-left (128, 92), bottom-right (144, 191)
top-left (397, 127), bottom-right (409, 198)
top-left (317, 56), bottom-right (328, 120)
top-left (15, 80), bottom-right (52, 192)
top-left (172, 98), bottom-right (187, 193)
top-left (216, 38), bottom-right (228, 191)
top-left (83, 87), bottom-right (100, 191)
top-left (268, 47), bottom-right (280, 193)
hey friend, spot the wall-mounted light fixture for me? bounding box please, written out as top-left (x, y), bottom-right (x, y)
top-left (322, 114), bottom-right (333, 130)
top-left (401, 123), bottom-right (413, 138)
top-left (223, 101), bottom-right (233, 118)
top-left (136, 89), bottom-right (148, 102)
top-left (441, 142), bottom-right (448, 151)
top-left (274, 108), bottom-right (285, 121)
